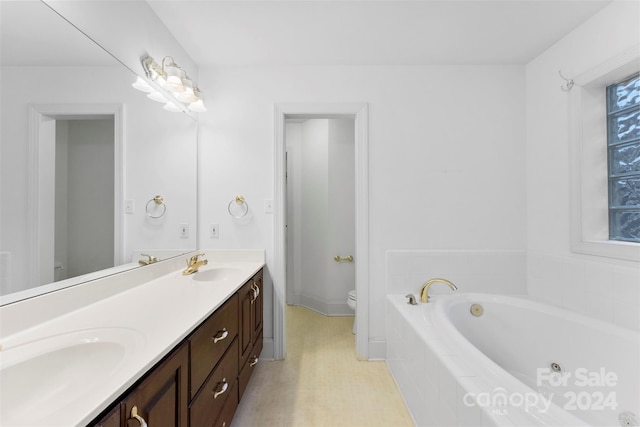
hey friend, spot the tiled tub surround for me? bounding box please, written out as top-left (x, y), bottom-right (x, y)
top-left (386, 250), bottom-right (527, 297)
top-left (0, 250), bottom-right (265, 426)
top-left (527, 253), bottom-right (640, 331)
top-left (386, 294), bottom-right (640, 427)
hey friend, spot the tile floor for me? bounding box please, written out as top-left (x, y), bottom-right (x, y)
top-left (230, 305), bottom-right (413, 427)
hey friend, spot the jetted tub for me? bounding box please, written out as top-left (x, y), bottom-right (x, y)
top-left (386, 293), bottom-right (640, 427)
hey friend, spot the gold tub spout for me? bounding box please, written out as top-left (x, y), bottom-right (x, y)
top-left (420, 278), bottom-right (457, 303)
top-left (182, 253), bottom-right (208, 275)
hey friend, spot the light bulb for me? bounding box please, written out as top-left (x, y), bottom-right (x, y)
top-left (163, 64), bottom-right (185, 93)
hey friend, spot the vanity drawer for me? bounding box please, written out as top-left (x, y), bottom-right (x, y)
top-left (190, 339), bottom-right (239, 427)
top-left (238, 330), bottom-right (263, 401)
top-left (190, 294), bottom-right (239, 399)
top-left (213, 379), bottom-right (238, 427)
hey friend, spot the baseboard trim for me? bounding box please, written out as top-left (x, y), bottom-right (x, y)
top-left (368, 338), bottom-right (386, 360)
top-left (296, 294), bottom-right (354, 317)
top-left (260, 337), bottom-right (276, 360)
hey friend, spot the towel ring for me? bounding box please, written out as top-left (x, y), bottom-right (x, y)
top-left (146, 195), bottom-right (167, 219)
top-left (228, 195), bottom-right (248, 218)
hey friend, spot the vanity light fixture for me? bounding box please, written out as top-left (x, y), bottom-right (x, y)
top-left (132, 55), bottom-right (207, 113)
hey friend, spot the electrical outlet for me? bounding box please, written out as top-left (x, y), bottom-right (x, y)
top-left (210, 223), bottom-right (219, 238)
top-left (179, 223), bottom-right (189, 238)
top-left (125, 199), bottom-right (134, 214)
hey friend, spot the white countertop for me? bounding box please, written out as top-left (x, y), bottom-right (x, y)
top-left (0, 250), bottom-right (265, 427)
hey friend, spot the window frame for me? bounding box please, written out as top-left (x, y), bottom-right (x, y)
top-left (569, 46), bottom-right (640, 261)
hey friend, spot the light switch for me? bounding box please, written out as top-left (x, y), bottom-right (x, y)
top-left (264, 199), bottom-right (273, 214)
top-left (179, 223), bottom-right (189, 238)
top-left (125, 199), bottom-right (134, 214)
top-left (210, 223), bottom-right (219, 238)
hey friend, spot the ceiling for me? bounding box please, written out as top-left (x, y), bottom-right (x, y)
top-left (147, 0), bottom-right (612, 67)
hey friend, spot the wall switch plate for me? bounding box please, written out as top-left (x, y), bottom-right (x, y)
top-left (264, 199), bottom-right (273, 214)
top-left (210, 223), bottom-right (219, 238)
top-left (125, 199), bottom-right (134, 214)
top-left (179, 223), bottom-right (189, 238)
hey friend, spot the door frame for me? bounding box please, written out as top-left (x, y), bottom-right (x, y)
top-left (273, 103), bottom-right (369, 360)
top-left (28, 103), bottom-right (124, 286)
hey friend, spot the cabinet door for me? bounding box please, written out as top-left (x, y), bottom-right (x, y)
top-left (92, 405), bottom-right (121, 427)
top-left (238, 279), bottom-right (253, 369)
top-left (122, 343), bottom-right (188, 427)
top-left (251, 270), bottom-right (263, 340)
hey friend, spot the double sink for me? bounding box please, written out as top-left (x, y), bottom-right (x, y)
top-left (0, 257), bottom-right (261, 426)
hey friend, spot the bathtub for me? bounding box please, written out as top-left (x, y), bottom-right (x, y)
top-left (386, 293), bottom-right (640, 427)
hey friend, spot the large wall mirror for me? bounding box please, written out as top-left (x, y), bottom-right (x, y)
top-left (0, 1), bottom-right (198, 305)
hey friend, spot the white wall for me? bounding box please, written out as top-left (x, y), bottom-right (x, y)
top-left (198, 65), bottom-right (526, 357)
top-left (0, 65), bottom-right (197, 294)
top-left (526, 1), bottom-right (640, 330)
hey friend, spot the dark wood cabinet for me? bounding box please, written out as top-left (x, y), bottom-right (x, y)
top-left (89, 268), bottom-right (263, 427)
top-left (189, 294), bottom-right (239, 400)
top-left (93, 405), bottom-right (120, 427)
top-left (238, 270), bottom-right (263, 401)
top-left (189, 340), bottom-right (238, 427)
top-left (122, 343), bottom-right (188, 427)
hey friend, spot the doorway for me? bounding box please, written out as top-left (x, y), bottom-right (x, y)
top-left (285, 118), bottom-right (355, 316)
top-left (273, 103), bottom-right (369, 360)
top-left (28, 104), bottom-right (123, 287)
top-left (53, 118), bottom-right (115, 282)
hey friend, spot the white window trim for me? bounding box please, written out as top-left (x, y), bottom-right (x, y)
top-left (569, 45), bottom-right (640, 262)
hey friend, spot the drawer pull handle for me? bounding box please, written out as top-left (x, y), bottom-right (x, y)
top-left (212, 328), bottom-right (229, 344)
top-left (213, 378), bottom-right (229, 399)
top-left (250, 282), bottom-right (260, 303)
top-left (249, 356), bottom-right (259, 367)
top-left (130, 406), bottom-right (148, 427)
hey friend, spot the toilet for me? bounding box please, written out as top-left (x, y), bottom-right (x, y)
top-left (347, 290), bottom-right (356, 334)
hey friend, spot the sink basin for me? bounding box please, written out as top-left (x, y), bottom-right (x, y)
top-left (0, 328), bottom-right (144, 425)
top-left (191, 267), bottom-right (244, 282)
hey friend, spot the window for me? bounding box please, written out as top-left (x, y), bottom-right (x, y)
top-left (569, 47), bottom-right (640, 261)
top-left (607, 73), bottom-right (640, 243)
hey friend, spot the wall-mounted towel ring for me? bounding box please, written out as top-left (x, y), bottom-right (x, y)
top-left (228, 195), bottom-right (249, 218)
top-left (146, 195), bottom-right (167, 219)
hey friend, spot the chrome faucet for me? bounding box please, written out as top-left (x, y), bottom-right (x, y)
top-left (420, 278), bottom-right (457, 303)
top-left (182, 253), bottom-right (208, 275)
top-left (139, 253), bottom-right (159, 266)
top-left (405, 294), bottom-right (418, 305)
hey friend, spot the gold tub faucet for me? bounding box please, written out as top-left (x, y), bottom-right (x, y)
top-left (182, 253), bottom-right (208, 275)
top-left (420, 278), bottom-right (457, 303)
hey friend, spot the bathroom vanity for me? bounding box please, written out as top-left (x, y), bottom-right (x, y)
top-left (92, 268), bottom-right (263, 427)
top-left (0, 251), bottom-right (265, 427)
